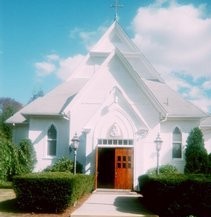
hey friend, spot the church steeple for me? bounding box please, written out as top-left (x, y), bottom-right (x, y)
top-left (111, 0), bottom-right (123, 21)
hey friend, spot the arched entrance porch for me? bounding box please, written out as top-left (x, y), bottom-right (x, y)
top-left (93, 111), bottom-right (135, 190)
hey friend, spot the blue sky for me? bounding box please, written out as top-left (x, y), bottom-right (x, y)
top-left (1, 0), bottom-right (211, 113)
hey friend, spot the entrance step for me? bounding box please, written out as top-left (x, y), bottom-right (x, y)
top-left (70, 191), bottom-right (158, 217)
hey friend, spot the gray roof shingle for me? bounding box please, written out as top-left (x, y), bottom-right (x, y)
top-left (6, 78), bottom-right (88, 124)
top-left (143, 79), bottom-right (207, 118)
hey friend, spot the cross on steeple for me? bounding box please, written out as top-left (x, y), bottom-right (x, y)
top-left (111, 0), bottom-right (123, 21)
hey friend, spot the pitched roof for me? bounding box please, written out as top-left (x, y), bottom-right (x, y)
top-left (7, 21), bottom-right (208, 124)
top-left (91, 21), bottom-right (140, 54)
top-left (143, 79), bottom-right (207, 118)
top-left (90, 21), bottom-right (164, 82)
top-left (101, 49), bottom-right (206, 119)
top-left (6, 78), bottom-right (88, 124)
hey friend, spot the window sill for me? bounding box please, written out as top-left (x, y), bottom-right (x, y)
top-left (42, 156), bottom-right (57, 160)
top-left (172, 158), bottom-right (184, 162)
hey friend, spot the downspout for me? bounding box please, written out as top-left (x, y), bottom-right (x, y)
top-left (159, 113), bottom-right (168, 133)
top-left (160, 113), bottom-right (168, 123)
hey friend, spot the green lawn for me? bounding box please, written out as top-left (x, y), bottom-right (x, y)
top-left (0, 181), bottom-right (13, 189)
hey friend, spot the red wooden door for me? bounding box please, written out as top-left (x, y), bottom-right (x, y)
top-left (114, 148), bottom-right (133, 189)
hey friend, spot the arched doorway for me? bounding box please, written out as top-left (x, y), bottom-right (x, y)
top-left (94, 119), bottom-right (135, 189)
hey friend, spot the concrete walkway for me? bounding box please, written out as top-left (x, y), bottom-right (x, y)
top-left (71, 190), bottom-right (158, 217)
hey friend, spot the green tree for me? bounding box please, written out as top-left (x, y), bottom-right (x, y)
top-left (208, 153), bottom-right (211, 173)
top-left (0, 97), bottom-right (22, 139)
top-left (0, 131), bottom-right (20, 180)
top-left (18, 139), bottom-right (37, 174)
top-left (0, 131), bottom-right (13, 180)
top-left (28, 89), bottom-right (44, 103)
top-left (0, 135), bottom-right (37, 181)
top-left (184, 127), bottom-right (209, 174)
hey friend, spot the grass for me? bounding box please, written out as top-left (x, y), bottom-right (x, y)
top-left (0, 181), bottom-right (13, 189)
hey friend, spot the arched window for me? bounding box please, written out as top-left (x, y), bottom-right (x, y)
top-left (172, 127), bottom-right (182, 159)
top-left (47, 125), bottom-right (57, 156)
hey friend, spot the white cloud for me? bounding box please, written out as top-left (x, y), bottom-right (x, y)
top-left (191, 98), bottom-right (211, 113)
top-left (35, 24), bottom-right (108, 80)
top-left (69, 25), bottom-right (107, 50)
top-left (131, 0), bottom-right (211, 112)
top-left (35, 53), bottom-right (84, 81)
top-left (47, 54), bottom-right (60, 62)
top-left (185, 86), bottom-right (204, 100)
top-left (202, 80), bottom-right (211, 91)
top-left (35, 62), bottom-right (56, 77)
top-left (166, 75), bottom-right (211, 113)
top-left (132, 2), bottom-right (211, 78)
top-left (56, 55), bottom-right (84, 80)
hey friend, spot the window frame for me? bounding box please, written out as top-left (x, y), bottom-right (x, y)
top-left (46, 124), bottom-right (57, 157)
top-left (97, 138), bottom-right (133, 147)
top-left (172, 127), bottom-right (183, 159)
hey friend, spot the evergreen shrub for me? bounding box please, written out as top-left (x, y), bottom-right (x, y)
top-left (43, 157), bottom-right (73, 172)
top-left (0, 133), bottom-right (19, 180)
top-left (138, 174), bottom-right (211, 217)
top-left (0, 136), bottom-right (36, 181)
top-left (208, 153), bottom-right (211, 173)
top-left (17, 139), bottom-right (37, 174)
top-left (185, 127), bottom-right (209, 174)
top-left (13, 172), bottom-right (94, 213)
top-left (147, 164), bottom-right (179, 175)
top-left (43, 157), bottom-right (83, 173)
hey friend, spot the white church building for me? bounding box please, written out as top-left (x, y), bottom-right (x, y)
top-left (7, 21), bottom-right (211, 189)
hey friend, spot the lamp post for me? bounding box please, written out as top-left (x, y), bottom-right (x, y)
top-left (71, 133), bottom-right (80, 175)
top-left (154, 133), bottom-right (163, 175)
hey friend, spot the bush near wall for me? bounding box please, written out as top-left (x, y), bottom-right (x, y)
top-left (0, 136), bottom-right (36, 181)
top-left (13, 172), bottom-right (94, 213)
top-left (147, 164), bottom-right (179, 175)
top-left (138, 174), bottom-right (211, 217)
top-left (43, 157), bottom-right (83, 173)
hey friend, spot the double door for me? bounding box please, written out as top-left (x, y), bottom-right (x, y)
top-left (97, 147), bottom-right (133, 189)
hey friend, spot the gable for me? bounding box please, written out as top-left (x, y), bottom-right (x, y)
top-left (63, 51), bottom-right (161, 130)
top-left (90, 21), bottom-right (164, 82)
top-left (82, 86), bottom-right (150, 137)
top-left (69, 49), bottom-right (206, 126)
top-left (91, 21), bottom-right (140, 55)
top-left (125, 53), bottom-right (164, 82)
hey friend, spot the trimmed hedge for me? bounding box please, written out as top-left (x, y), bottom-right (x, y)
top-left (138, 174), bottom-right (211, 217)
top-left (13, 172), bottom-right (94, 213)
